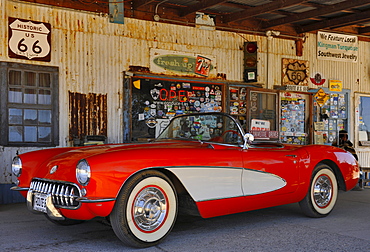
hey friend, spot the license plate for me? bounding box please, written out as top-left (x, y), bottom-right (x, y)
top-left (33, 193), bottom-right (47, 213)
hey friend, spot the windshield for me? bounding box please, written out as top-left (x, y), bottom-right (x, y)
top-left (157, 113), bottom-right (244, 145)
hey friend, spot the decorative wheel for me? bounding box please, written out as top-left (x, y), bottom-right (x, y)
top-left (110, 171), bottom-right (177, 248)
top-left (299, 164), bottom-right (338, 218)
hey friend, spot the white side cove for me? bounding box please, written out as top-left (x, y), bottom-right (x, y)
top-left (166, 167), bottom-right (243, 202)
top-left (242, 169), bottom-right (286, 196)
top-left (166, 167), bottom-right (286, 202)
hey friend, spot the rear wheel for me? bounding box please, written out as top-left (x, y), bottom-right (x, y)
top-left (299, 164), bottom-right (338, 218)
top-left (110, 170), bottom-right (177, 248)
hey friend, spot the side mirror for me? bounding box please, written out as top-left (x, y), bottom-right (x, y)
top-left (243, 133), bottom-right (254, 149)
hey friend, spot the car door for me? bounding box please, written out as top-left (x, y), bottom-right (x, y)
top-left (241, 145), bottom-right (301, 197)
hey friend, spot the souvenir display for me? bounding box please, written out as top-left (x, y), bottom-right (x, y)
top-left (280, 92), bottom-right (308, 145)
top-left (313, 92), bottom-right (348, 144)
top-left (131, 78), bottom-right (223, 140)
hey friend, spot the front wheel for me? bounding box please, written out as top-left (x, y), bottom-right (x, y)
top-left (110, 170), bottom-right (178, 248)
top-left (299, 164), bottom-right (338, 218)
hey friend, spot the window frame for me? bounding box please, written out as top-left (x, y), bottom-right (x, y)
top-left (0, 62), bottom-right (59, 147)
top-left (355, 93), bottom-right (370, 149)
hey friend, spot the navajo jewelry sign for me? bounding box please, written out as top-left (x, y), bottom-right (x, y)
top-left (8, 17), bottom-right (51, 62)
top-left (317, 31), bottom-right (358, 63)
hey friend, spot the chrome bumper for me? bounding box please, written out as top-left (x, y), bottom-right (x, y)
top-left (12, 180), bottom-right (116, 220)
top-left (27, 190), bottom-right (65, 220)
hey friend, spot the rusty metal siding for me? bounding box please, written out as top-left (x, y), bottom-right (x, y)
top-left (69, 91), bottom-right (107, 142)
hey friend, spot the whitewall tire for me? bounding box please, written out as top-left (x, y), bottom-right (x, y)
top-left (110, 170), bottom-right (177, 248)
top-left (299, 164), bottom-right (338, 218)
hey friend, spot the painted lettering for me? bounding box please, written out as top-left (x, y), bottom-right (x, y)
top-left (159, 88), bottom-right (191, 102)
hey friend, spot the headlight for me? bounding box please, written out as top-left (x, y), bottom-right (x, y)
top-left (12, 156), bottom-right (22, 177)
top-left (76, 159), bottom-right (91, 186)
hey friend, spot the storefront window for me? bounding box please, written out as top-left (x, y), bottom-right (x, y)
top-left (128, 76), bottom-right (224, 141)
top-left (228, 87), bottom-right (278, 141)
top-left (358, 96), bottom-right (370, 143)
top-left (249, 91), bottom-right (277, 130)
top-left (0, 62), bottom-right (59, 147)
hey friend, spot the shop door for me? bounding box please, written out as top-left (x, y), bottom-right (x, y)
top-left (312, 89), bottom-right (349, 145)
top-left (279, 92), bottom-right (311, 145)
top-left (228, 86), bottom-right (279, 141)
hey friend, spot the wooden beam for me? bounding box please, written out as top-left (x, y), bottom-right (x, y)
top-left (297, 9), bottom-right (370, 33)
top-left (263, 0), bottom-right (370, 29)
top-left (133, 0), bottom-right (156, 9)
top-left (180, 0), bottom-right (228, 17)
top-left (222, 0), bottom-right (308, 23)
top-left (359, 26), bottom-right (370, 34)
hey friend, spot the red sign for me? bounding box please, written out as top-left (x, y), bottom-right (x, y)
top-left (250, 131), bottom-right (279, 139)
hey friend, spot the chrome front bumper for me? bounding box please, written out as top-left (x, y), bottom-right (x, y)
top-left (11, 178), bottom-right (116, 220)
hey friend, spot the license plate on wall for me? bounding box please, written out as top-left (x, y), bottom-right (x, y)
top-left (33, 193), bottom-right (47, 213)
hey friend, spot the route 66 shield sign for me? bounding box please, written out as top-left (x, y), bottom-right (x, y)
top-left (8, 17), bottom-right (51, 62)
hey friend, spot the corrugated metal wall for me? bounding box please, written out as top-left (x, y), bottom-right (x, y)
top-left (1, 0), bottom-right (370, 187)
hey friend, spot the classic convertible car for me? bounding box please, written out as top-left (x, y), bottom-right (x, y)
top-left (11, 112), bottom-right (359, 248)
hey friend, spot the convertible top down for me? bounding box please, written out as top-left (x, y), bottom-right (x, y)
top-left (11, 112), bottom-right (359, 247)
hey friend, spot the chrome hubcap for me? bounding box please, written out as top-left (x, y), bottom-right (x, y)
top-left (133, 187), bottom-right (167, 232)
top-left (313, 175), bottom-right (332, 207)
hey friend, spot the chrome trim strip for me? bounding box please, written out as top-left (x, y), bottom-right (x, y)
top-left (76, 197), bottom-right (116, 203)
top-left (10, 186), bottom-right (29, 191)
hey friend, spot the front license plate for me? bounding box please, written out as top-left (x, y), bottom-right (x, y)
top-left (33, 193), bottom-right (47, 213)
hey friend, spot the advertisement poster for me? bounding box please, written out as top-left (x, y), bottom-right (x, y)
top-left (150, 48), bottom-right (217, 78)
top-left (317, 31), bottom-right (358, 63)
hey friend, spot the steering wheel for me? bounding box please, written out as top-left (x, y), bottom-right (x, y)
top-left (219, 130), bottom-right (241, 144)
top-left (220, 130), bottom-right (238, 137)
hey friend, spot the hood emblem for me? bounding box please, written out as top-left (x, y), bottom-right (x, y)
top-left (50, 165), bottom-right (58, 174)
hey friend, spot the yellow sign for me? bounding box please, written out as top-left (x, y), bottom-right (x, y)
top-left (329, 80), bottom-right (342, 92)
top-left (314, 88), bottom-right (329, 107)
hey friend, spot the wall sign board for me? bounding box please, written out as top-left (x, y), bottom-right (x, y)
top-left (8, 17), bottom-right (51, 62)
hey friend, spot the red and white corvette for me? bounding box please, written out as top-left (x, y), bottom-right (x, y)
top-left (11, 112), bottom-right (359, 247)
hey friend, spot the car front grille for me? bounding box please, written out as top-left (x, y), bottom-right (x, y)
top-left (30, 178), bottom-right (81, 209)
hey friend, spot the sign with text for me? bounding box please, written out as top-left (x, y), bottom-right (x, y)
top-left (282, 58), bottom-right (309, 86)
top-left (317, 31), bottom-right (358, 63)
top-left (251, 119), bottom-right (270, 131)
top-left (150, 48), bottom-right (217, 78)
top-left (8, 17), bottom-right (51, 61)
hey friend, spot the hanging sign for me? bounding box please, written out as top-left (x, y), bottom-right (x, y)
top-left (8, 17), bottom-right (51, 61)
top-left (314, 88), bottom-right (329, 107)
top-left (109, 0), bottom-right (124, 24)
top-left (317, 31), bottom-right (358, 63)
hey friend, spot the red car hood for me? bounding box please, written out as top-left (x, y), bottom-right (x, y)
top-left (27, 141), bottom-right (208, 181)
